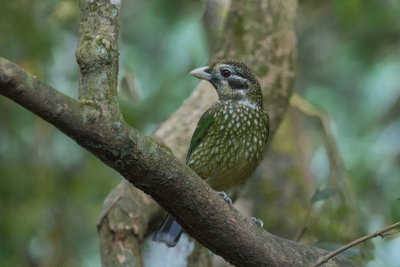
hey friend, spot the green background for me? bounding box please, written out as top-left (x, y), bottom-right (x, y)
top-left (0, 0), bottom-right (399, 266)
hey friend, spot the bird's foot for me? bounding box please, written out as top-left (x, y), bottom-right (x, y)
top-left (217, 191), bottom-right (232, 204)
top-left (250, 217), bottom-right (264, 228)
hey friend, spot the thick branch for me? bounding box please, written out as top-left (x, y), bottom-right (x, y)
top-left (98, 180), bottom-right (162, 267)
top-left (76, 0), bottom-right (121, 104)
top-left (0, 59), bottom-right (85, 139)
top-left (0, 57), bottom-right (355, 266)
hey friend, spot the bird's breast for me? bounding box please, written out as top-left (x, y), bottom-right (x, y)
top-left (188, 102), bottom-right (268, 191)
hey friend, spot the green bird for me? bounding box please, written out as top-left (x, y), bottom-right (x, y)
top-left (153, 59), bottom-right (270, 247)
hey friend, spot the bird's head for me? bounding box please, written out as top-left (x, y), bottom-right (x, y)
top-left (189, 60), bottom-right (263, 108)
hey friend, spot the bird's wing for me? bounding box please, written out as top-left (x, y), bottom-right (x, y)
top-left (264, 110), bottom-right (270, 143)
top-left (186, 108), bottom-right (214, 164)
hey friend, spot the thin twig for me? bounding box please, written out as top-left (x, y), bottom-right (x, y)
top-left (313, 221), bottom-right (400, 266)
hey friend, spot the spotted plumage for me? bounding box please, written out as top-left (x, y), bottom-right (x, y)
top-left (153, 60), bottom-right (270, 247)
top-left (187, 100), bottom-right (269, 191)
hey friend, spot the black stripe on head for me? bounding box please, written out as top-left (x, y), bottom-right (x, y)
top-left (209, 77), bottom-right (220, 89)
top-left (210, 59), bottom-right (258, 84)
top-left (228, 78), bottom-right (249, 90)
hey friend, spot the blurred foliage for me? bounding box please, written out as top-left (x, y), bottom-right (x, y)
top-left (244, 0), bottom-right (400, 266)
top-left (1, 0), bottom-right (400, 266)
top-left (117, 0), bottom-right (208, 134)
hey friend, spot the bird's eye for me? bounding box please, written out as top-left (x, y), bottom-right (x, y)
top-left (220, 69), bottom-right (231, 78)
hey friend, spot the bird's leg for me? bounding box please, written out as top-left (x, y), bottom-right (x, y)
top-left (216, 191), bottom-right (232, 204)
top-left (216, 192), bottom-right (263, 227)
top-left (250, 217), bottom-right (264, 228)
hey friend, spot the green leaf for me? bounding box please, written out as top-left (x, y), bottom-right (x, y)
top-left (311, 187), bottom-right (337, 203)
top-left (390, 198), bottom-right (400, 224)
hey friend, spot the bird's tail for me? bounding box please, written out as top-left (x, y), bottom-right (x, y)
top-left (152, 213), bottom-right (183, 247)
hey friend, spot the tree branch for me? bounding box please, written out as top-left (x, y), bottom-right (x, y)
top-left (0, 57), bottom-right (354, 267)
top-left (76, 0), bottom-right (121, 104)
top-left (0, 58), bottom-right (85, 140)
top-left (0, 0), bottom-right (356, 266)
top-left (98, 180), bottom-right (163, 267)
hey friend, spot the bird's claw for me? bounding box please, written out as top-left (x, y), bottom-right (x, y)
top-left (217, 191), bottom-right (232, 204)
top-left (251, 217), bottom-right (264, 228)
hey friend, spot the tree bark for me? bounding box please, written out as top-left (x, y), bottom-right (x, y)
top-left (0, 0), bottom-right (355, 266)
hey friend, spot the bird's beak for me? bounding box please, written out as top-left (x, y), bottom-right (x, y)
top-left (189, 66), bottom-right (212, 80)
